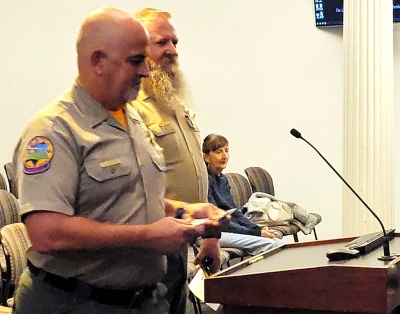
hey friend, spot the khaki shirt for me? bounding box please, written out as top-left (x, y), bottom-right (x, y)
top-left (13, 80), bottom-right (167, 288)
top-left (131, 91), bottom-right (207, 203)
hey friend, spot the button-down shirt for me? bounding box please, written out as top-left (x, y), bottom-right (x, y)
top-left (13, 80), bottom-right (167, 288)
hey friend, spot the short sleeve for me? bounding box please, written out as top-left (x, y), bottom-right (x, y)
top-left (14, 120), bottom-right (79, 218)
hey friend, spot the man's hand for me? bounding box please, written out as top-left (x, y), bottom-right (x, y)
top-left (183, 203), bottom-right (229, 226)
top-left (146, 217), bottom-right (206, 254)
top-left (194, 238), bottom-right (221, 274)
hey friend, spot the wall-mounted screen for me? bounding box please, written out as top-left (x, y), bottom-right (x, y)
top-left (314, 0), bottom-right (400, 27)
top-left (314, 0), bottom-right (343, 27)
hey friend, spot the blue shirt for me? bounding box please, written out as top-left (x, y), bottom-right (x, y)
top-left (207, 168), bottom-right (261, 236)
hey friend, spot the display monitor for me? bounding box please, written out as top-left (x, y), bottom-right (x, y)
top-left (314, 0), bottom-right (343, 27)
top-left (314, 0), bottom-right (400, 27)
top-left (394, 1), bottom-right (400, 22)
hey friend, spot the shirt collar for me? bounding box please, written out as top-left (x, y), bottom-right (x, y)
top-left (71, 79), bottom-right (110, 129)
top-left (207, 167), bottom-right (224, 182)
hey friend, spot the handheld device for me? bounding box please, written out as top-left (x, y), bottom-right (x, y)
top-left (218, 208), bottom-right (238, 223)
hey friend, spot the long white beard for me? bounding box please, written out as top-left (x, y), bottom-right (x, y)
top-left (141, 58), bottom-right (192, 111)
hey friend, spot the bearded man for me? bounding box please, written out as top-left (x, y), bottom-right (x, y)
top-left (131, 8), bottom-right (221, 314)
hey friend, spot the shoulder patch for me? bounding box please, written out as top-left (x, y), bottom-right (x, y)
top-left (23, 136), bottom-right (55, 174)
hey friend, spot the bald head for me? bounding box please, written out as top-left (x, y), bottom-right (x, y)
top-left (77, 8), bottom-right (140, 56)
top-left (76, 7), bottom-right (149, 109)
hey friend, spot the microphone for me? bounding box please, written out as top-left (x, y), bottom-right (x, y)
top-left (290, 128), bottom-right (396, 261)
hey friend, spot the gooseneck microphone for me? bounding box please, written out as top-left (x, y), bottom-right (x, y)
top-left (290, 128), bottom-right (396, 261)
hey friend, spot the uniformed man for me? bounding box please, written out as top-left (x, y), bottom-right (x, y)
top-left (131, 8), bottom-right (221, 314)
top-left (12, 7), bottom-right (223, 314)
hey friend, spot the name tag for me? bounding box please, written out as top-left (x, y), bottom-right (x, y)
top-left (100, 159), bottom-right (121, 168)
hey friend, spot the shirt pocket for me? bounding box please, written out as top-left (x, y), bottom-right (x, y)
top-left (85, 157), bottom-right (131, 182)
top-left (148, 143), bottom-right (167, 172)
top-left (149, 123), bottom-right (175, 137)
top-left (148, 123), bottom-right (181, 168)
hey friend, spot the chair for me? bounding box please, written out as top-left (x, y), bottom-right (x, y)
top-left (3, 164), bottom-right (17, 199)
top-left (244, 167), bottom-right (275, 196)
top-left (0, 175), bottom-right (6, 192)
top-left (0, 191), bottom-right (21, 309)
top-left (222, 173), bottom-right (257, 261)
top-left (0, 223), bottom-right (31, 306)
top-left (224, 173), bottom-right (253, 210)
top-left (0, 248), bottom-right (7, 312)
top-left (222, 247), bottom-right (246, 266)
top-left (244, 166), bottom-right (321, 242)
top-left (0, 190), bottom-right (20, 228)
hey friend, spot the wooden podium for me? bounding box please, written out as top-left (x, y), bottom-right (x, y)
top-left (204, 235), bottom-right (400, 314)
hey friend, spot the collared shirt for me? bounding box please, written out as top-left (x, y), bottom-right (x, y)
top-left (207, 169), bottom-right (237, 210)
top-left (131, 90), bottom-right (207, 203)
top-left (207, 168), bottom-right (262, 236)
top-left (13, 80), bottom-right (167, 288)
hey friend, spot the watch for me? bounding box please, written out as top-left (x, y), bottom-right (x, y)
top-left (202, 229), bottom-right (222, 239)
top-left (174, 207), bottom-right (186, 219)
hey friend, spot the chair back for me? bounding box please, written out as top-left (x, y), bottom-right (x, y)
top-left (0, 191), bottom-right (20, 229)
top-left (224, 173), bottom-right (252, 209)
top-left (1, 223), bottom-right (31, 295)
top-left (3, 164), bottom-right (17, 199)
top-left (244, 167), bottom-right (275, 196)
top-left (0, 174), bottom-right (6, 192)
top-left (0, 191), bottom-right (20, 305)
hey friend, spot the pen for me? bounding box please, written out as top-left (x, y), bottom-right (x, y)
top-left (248, 255), bottom-right (264, 265)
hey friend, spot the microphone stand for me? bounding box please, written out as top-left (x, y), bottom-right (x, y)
top-left (291, 129), bottom-right (397, 261)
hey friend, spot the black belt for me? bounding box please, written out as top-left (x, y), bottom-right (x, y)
top-left (27, 262), bottom-right (156, 308)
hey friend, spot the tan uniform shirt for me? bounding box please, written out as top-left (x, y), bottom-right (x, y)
top-left (13, 80), bottom-right (167, 288)
top-left (131, 91), bottom-right (207, 203)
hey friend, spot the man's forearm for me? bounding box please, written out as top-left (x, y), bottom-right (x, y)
top-left (25, 212), bottom-right (163, 253)
top-left (164, 199), bottom-right (188, 217)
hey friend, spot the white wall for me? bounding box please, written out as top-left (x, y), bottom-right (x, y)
top-left (1, 0), bottom-right (399, 242)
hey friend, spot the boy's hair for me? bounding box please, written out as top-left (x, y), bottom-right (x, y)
top-left (202, 134), bottom-right (229, 154)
